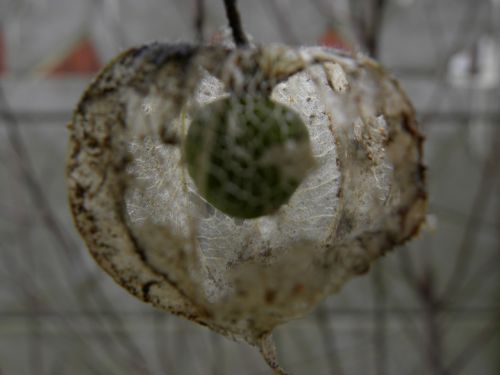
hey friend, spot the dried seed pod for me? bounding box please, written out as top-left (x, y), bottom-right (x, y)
top-left (67, 42), bottom-right (426, 374)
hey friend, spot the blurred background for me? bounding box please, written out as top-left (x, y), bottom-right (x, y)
top-left (0, 0), bottom-right (499, 374)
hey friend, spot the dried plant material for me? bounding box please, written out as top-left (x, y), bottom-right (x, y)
top-left (67, 42), bottom-right (426, 374)
top-left (323, 62), bottom-right (349, 92)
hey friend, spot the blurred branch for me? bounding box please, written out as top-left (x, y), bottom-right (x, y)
top-left (429, 202), bottom-right (498, 230)
top-left (372, 264), bottom-right (387, 375)
top-left (0, 84), bottom-right (153, 375)
top-left (350, 0), bottom-right (387, 57)
top-left (398, 249), bottom-right (448, 375)
top-left (309, 0), bottom-right (335, 20)
top-left (441, 125), bottom-right (500, 302)
top-left (456, 251), bottom-right (500, 304)
top-left (419, 267), bottom-right (448, 375)
top-left (264, 0), bottom-right (300, 45)
top-left (194, 0), bottom-right (205, 43)
top-left (419, 0), bottom-right (484, 118)
top-left (0, 241), bottom-right (119, 374)
top-left (445, 312), bottom-right (500, 374)
top-left (315, 305), bottom-right (344, 375)
top-left (0, 86), bottom-right (77, 260)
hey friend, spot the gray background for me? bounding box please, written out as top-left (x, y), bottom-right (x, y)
top-left (0, 0), bottom-right (499, 374)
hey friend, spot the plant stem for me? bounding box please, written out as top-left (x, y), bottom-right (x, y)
top-left (222, 0), bottom-right (248, 46)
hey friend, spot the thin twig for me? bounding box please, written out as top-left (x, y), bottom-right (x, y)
top-left (419, 266), bottom-right (449, 375)
top-left (419, 0), bottom-right (485, 124)
top-left (456, 248), bottom-right (500, 303)
top-left (0, 83), bottom-right (153, 374)
top-left (194, 0), bottom-right (205, 43)
top-left (264, 0), bottom-right (300, 45)
top-left (349, 0), bottom-right (387, 57)
top-left (315, 304), bottom-right (345, 375)
top-left (372, 264), bottom-right (387, 375)
top-left (309, 0), bottom-right (335, 20)
top-left (398, 249), bottom-right (449, 375)
top-left (0, 243), bottom-right (119, 374)
top-left (445, 312), bottom-right (500, 374)
top-left (397, 247), bottom-right (419, 288)
top-left (441, 126), bottom-right (500, 302)
top-left (0, 88), bottom-right (77, 260)
top-left (222, 0), bottom-right (248, 46)
top-left (428, 202), bottom-right (498, 230)
top-left (367, 0), bottom-right (387, 57)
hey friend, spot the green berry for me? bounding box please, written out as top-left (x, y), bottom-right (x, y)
top-left (184, 95), bottom-right (314, 219)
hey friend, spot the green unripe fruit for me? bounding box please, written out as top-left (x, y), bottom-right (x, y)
top-left (185, 95), bottom-right (314, 219)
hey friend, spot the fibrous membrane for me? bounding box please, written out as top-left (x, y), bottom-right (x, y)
top-left (67, 43), bottom-right (426, 374)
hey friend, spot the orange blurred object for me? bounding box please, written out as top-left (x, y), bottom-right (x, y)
top-left (47, 37), bottom-right (101, 76)
top-left (319, 27), bottom-right (351, 51)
